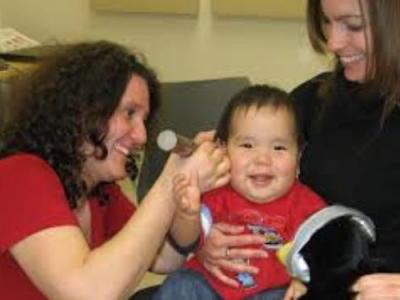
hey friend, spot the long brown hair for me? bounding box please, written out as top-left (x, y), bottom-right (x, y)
top-left (306, 0), bottom-right (400, 120)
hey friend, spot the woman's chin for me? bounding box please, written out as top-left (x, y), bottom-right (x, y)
top-left (343, 65), bottom-right (367, 83)
top-left (109, 168), bottom-right (128, 182)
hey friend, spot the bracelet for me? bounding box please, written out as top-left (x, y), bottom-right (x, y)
top-left (167, 233), bottom-right (201, 256)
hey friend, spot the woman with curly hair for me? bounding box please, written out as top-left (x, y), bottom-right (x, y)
top-left (0, 40), bottom-right (230, 300)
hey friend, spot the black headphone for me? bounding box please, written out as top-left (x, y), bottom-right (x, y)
top-left (285, 205), bottom-right (376, 283)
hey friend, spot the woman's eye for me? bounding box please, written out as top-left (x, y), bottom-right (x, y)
top-left (347, 23), bottom-right (364, 32)
top-left (126, 108), bottom-right (135, 118)
top-left (347, 25), bottom-right (364, 32)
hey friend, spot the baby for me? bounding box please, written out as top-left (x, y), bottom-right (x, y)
top-left (156, 84), bottom-right (326, 300)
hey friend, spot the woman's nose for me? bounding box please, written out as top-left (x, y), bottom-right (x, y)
top-left (326, 25), bottom-right (347, 53)
top-left (130, 120), bottom-right (147, 146)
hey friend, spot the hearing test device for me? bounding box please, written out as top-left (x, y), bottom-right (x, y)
top-left (157, 129), bottom-right (196, 157)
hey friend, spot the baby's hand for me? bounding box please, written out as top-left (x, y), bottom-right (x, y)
top-left (173, 172), bottom-right (201, 217)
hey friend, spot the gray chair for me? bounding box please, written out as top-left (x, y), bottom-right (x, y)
top-left (137, 76), bottom-right (250, 200)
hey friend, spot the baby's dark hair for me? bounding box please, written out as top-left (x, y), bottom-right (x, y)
top-left (215, 84), bottom-right (303, 148)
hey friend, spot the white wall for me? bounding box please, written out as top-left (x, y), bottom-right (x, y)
top-left (0, 0), bottom-right (331, 89)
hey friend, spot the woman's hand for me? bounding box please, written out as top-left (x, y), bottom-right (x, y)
top-left (164, 130), bottom-right (230, 193)
top-left (193, 140), bottom-right (230, 192)
top-left (197, 222), bottom-right (268, 287)
top-left (284, 279), bottom-right (307, 300)
top-left (162, 145), bottom-right (228, 192)
top-left (193, 130), bottom-right (230, 192)
top-left (352, 273), bottom-right (400, 299)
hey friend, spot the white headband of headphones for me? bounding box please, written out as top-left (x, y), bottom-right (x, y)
top-left (286, 205), bottom-right (376, 282)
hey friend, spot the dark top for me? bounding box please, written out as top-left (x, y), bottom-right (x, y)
top-left (291, 71), bottom-right (400, 271)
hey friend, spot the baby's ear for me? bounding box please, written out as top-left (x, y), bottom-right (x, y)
top-left (277, 241), bottom-right (293, 267)
top-left (296, 152), bottom-right (302, 177)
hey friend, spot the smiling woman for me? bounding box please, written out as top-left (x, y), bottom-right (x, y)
top-left (0, 40), bottom-right (230, 300)
top-left (190, 1), bottom-right (400, 300)
top-left (310, 0), bottom-right (371, 82)
top-left (82, 74), bottom-right (150, 188)
top-left (289, 0), bottom-right (400, 299)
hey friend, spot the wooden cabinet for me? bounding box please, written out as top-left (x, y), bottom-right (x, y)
top-left (92, 0), bottom-right (199, 15)
top-left (91, 0), bottom-right (306, 19)
top-left (0, 62), bottom-right (35, 127)
top-left (212, 0), bottom-right (306, 19)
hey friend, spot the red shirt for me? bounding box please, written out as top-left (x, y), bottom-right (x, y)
top-left (0, 154), bottom-right (135, 299)
top-left (185, 181), bottom-right (325, 300)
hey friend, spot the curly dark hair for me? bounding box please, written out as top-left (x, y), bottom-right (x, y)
top-left (0, 40), bottom-right (160, 209)
top-left (215, 84), bottom-right (303, 148)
